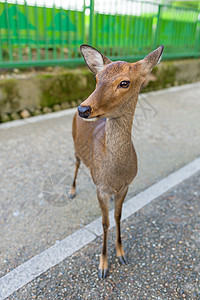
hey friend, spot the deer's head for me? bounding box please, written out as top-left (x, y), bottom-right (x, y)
top-left (78, 45), bottom-right (163, 121)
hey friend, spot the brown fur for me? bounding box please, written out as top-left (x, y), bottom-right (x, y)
top-left (70, 45), bottom-right (164, 278)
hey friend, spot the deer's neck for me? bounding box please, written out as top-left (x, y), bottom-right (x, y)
top-left (105, 103), bottom-right (136, 158)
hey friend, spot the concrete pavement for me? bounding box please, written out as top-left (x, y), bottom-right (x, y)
top-left (0, 83), bottom-right (200, 296)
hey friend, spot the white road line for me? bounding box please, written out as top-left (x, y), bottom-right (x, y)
top-left (0, 229), bottom-right (96, 300)
top-left (0, 157), bottom-right (200, 299)
top-left (0, 82), bottom-right (199, 131)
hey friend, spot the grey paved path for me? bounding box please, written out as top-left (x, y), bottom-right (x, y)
top-left (0, 83), bottom-right (200, 280)
top-left (8, 171), bottom-right (200, 299)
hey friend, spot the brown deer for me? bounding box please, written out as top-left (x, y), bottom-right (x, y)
top-left (70, 44), bottom-right (164, 278)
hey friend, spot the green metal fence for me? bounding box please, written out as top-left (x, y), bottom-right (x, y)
top-left (0, 0), bottom-right (199, 68)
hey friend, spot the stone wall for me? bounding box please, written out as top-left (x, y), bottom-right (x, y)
top-left (0, 58), bottom-right (200, 122)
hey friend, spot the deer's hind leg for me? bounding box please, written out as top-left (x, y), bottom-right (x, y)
top-left (69, 154), bottom-right (80, 199)
top-left (115, 186), bottom-right (128, 265)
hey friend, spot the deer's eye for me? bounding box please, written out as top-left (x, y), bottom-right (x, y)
top-left (119, 81), bottom-right (130, 88)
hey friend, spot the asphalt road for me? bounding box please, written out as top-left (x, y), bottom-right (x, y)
top-left (8, 171), bottom-right (200, 299)
top-left (0, 83), bottom-right (200, 297)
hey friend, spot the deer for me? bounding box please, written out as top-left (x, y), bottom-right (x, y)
top-left (69, 44), bottom-right (164, 279)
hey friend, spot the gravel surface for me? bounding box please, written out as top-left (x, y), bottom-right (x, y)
top-left (1, 83), bottom-right (200, 279)
top-left (9, 171), bottom-right (200, 299)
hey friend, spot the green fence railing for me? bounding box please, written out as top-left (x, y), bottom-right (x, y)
top-left (0, 0), bottom-right (199, 68)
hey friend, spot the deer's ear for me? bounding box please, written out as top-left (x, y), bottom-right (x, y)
top-left (80, 44), bottom-right (112, 74)
top-left (140, 45), bottom-right (164, 77)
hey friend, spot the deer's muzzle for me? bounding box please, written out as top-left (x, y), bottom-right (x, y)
top-left (78, 106), bottom-right (91, 119)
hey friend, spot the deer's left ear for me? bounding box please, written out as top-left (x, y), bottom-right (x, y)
top-left (140, 45), bottom-right (164, 77)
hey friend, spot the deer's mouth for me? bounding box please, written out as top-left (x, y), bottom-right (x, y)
top-left (81, 114), bottom-right (102, 122)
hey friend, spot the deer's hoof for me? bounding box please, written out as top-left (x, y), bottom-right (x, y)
top-left (98, 268), bottom-right (108, 279)
top-left (68, 192), bottom-right (76, 199)
top-left (118, 255), bottom-right (128, 265)
top-left (68, 186), bottom-right (76, 199)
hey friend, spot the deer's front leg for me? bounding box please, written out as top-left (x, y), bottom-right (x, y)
top-left (69, 155), bottom-right (80, 199)
top-left (97, 189), bottom-right (110, 279)
top-left (115, 186), bottom-right (128, 265)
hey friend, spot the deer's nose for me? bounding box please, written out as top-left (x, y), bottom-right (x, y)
top-left (78, 106), bottom-right (91, 118)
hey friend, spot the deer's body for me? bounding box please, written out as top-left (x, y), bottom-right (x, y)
top-left (70, 45), bottom-right (163, 278)
top-left (72, 112), bottom-right (137, 194)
